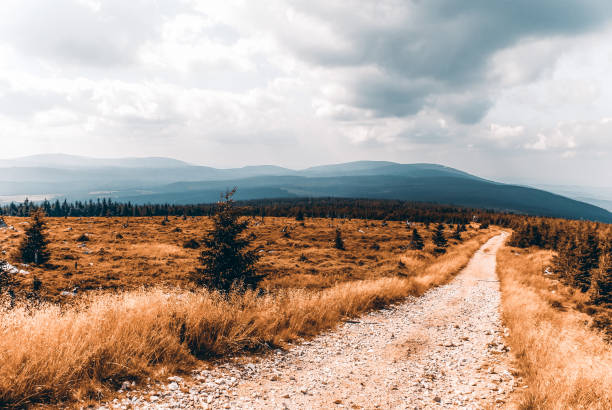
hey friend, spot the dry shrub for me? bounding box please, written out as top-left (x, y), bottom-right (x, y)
top-left (76, 233), bottom-right (89, 242)
top-left (0, 231), bottom-right (497, 406)
top-left (182, 238), bottom-right (200, 249)
top-left (497, 247), bottom-right (612, 409)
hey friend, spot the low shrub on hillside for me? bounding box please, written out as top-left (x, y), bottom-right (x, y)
top-left (76, 233), bottom-right (89, 242)
top-left (183, 239), bottom-right (200, 249)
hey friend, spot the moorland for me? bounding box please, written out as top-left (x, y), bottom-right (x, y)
top-left (0, 196), bottom-right (610, 408)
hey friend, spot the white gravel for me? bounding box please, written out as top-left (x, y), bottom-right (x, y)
top-left (100, 233), bottom-right (515, 409)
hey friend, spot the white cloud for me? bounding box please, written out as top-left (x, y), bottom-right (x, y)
top-left (0, 1), bottom-right (611, 184)
top-left (33, 108), bottom-right (79, 126)
top-left (489, 124), bottom-right (525, 140)
top-left (525, 133), bottom-right (549, 150)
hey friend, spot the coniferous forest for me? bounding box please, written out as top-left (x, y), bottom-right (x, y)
top-left (508, 217), bottom-right (612, 312)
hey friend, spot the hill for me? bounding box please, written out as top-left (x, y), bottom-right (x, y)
top-left (0, 155), bottom-right (610, 222)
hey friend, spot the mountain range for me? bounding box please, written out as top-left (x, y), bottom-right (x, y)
top-left (1, 154), bottom-right (611, 223)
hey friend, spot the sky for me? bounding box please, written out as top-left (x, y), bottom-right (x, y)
top-left (0, 0), bottom-right (611, 186)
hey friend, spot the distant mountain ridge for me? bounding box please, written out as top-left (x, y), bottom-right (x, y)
top-left (0, 154), bottom-right (610, 223)
top-left (0, 154), bottom-right (192, 169)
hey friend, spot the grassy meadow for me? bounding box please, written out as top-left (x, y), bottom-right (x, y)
top-left (1, 216), bottom-right (487, 301)
top-left (497, 247), bottom-right (612, 409)
top-left (0, 216), bottom-right (497, 406)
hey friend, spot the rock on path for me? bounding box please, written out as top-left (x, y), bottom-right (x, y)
top-left (102, 233), bottom-right (515, 409)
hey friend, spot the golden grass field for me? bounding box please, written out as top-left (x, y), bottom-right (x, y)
top-left (0, 216), bottom-right (497, 407)
top-left (1, 216), bottom-right (485, 301)
top-left (497, 246), bottom-right (612, 409)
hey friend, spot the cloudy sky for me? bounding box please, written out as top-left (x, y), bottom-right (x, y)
top-left (0, 0), bottom-right (611, 185)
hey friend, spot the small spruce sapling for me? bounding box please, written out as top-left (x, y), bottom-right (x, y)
top-left (408, 228), bottom-right (424, 250)
top-left (18, 210), bottom-right (50, 265)
top-left (451, 224), bottom-right (462, 241)
top-left (334, 228), bottom-right (345, 250)
top-left (432, 223), bottom-right (448, 254)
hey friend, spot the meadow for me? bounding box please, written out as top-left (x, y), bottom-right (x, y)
top-left (0, 216), bottom-right (497, 406)
top-left (0, 216), bottom-right (488, 301)
top-left (497, 246), bottom-right (612, 409)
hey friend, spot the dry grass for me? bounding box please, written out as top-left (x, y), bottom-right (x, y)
top-left (497, 247), bottom-right (612, 409)
top-left (0, 216), bottom-right (486, 301)
top-left (0, 218), bottom-right (496, 407)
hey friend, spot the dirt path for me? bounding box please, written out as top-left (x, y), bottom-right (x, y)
top-left (105, 233), bottom-right (515, 409)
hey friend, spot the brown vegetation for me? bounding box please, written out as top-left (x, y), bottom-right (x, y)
top-left (0, 216), bottom-right (484, 302)
top-left (0, 217), bottom-right (496, 407)
top-left (498, 246), bottom-right (612, 409)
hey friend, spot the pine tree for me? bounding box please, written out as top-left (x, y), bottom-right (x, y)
top-left (528, 224), bottom-right (543, 247)
top-left (432, 224), bottom-right (448, 254)
top-left (334, 228), bottom-right (345, 250)
top-left (550, 227), bottom-right (562, 249)
top-left (574, 231), bottom-right (600, 291)
top-left (591, 250), bottom-right (611, 304)
top-left (508, 223), bottom-right (530, 248)
top-left (553, 235), bottom-right (578, 284)
top-left (408, 228), bottom-right (424, 250)
top-left (295, 209), bottom-right (305, 221)
top-left (192, 189), bottom-right (262, 292)
top-left (451, 224), bottom-right (462, 241)
top-left (18, 210), bottom-right (50, 265)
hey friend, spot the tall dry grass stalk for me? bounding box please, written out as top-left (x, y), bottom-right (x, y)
top-left (497, 247), bottom-right (612, 410)
top-left (0, 232), bottom-right (495, 407)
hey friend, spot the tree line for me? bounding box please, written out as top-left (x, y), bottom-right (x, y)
top-left (0, 197), bottom-right (508, 224)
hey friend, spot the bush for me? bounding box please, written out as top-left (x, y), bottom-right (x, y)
top-left (0, 260), bottom-right (17, 296)
top-left (76, 234), bottom-right (89, 242)
top-left (183, 239), bottom-right (200, 249)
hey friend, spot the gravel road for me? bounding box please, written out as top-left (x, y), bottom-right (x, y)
top-left (103, 233), bottom-right (515, 409)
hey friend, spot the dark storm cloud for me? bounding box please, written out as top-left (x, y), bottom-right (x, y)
top-left (351, 76), bottom-right (432, 117)
top-left (286, 0), bottom-right (612, 120)
top-left (432, 93), bottom-right (494, 125)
